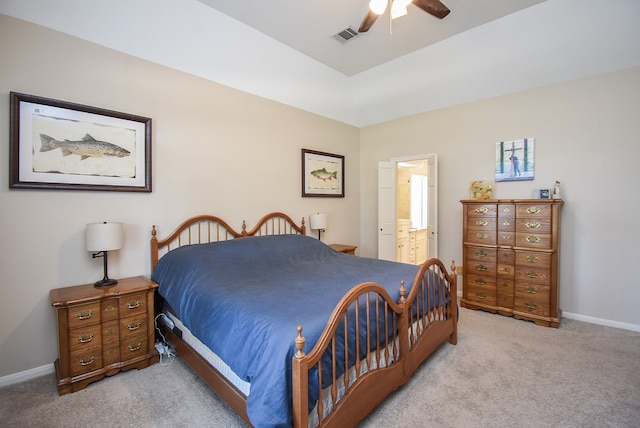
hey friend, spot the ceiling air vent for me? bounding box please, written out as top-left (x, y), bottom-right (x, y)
top-left (333, 26), bottom-right (359, 43)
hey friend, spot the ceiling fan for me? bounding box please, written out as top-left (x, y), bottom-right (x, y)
top-left (359, 0), bottom-right (451, 33)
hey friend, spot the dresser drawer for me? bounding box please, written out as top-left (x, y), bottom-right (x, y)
top-left (120, 315), bottom-right (148, 339)
top-left (101, 298), bottom-right (119, 321)
top-left (497, 278), bottom-right (514, 308)
top-left (466, 246), bottom-right (496, 263)
top-left (121, 334), bottom-right (148, 360)
top-left (516, 217), bottom-right (551, 234)
top-left (516, 203), bottom-right (553, 219)
top-left (515, 251), bottom-right (551, 269)
top-left (465, 281), bottom-right (497, 306)
top-left (67, 302), bottom-right (101, 329)
top-left (119, 293), bottom-right (147, 318)
top-left (515, 265), bottom-right (552, 285)
top-left (102, 320), bottom-right (121, 366)
top-left (515, 232), bottom-right (552, 249)
top-left (514, 283), bottom-right (550, 317)
top-left (70, 346), bottom-right (103, 377)
top-left (68, 325), bottom-right (102, 353)
top-left (466, 259), bottom-right (496, 276)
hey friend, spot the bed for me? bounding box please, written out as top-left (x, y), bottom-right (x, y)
top-left (150, 212), bottom-right (457, 428)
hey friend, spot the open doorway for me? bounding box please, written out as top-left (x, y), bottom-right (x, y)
top-left (378, 154), bottom-right (438, 264)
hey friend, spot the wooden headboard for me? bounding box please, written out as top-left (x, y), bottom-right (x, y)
top-left (151, 212), bottom-right (306, 271)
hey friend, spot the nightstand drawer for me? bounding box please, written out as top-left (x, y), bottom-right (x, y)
top-left (121, 334), bottom-right (147, 359)
top-left (70, 346), bottom-right (103, 377)
top-left (119, 293), bottom-right (147, 317)
top-left (68, 302), bottom-right (102, 329)
top-left (120, 315), bottom-right (147, 339)
top-left (101, 298), bottom-right (119, 321)
top-left (68, 325), bottom-right (102, 353)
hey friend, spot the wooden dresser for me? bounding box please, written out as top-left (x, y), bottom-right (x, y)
top-left (50, 276), bottom-right (159, 394)
top-left (460, 199), bottom-right (562, 327)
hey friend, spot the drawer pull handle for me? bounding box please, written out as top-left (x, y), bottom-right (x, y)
top-left (76, 310), bottom-right (93, 320)
top-left (525, 302), bottom-right (538, 310)
top-left (475, 250), bottom-right (487, 257)
top-left (476, 233), bottom-right (488, 239)
top-left (104, 305), bottom-right (116, 312)
top-left (79, 356), bottom-right (95, 366)
top-left (526, 271), bottom-right (539, 278)
top-left (526, 206), bottom-right (541, 214)
top-left (525, 221), bottom-right (540, 228)
top-left (501, 235), bottom-right (511, 240)
top-left (475, 207), bottom-right (489, 214)
top-left (502, 220), bottom-right (511, 226)
top-left (127, 321), bottom-right (142, 331)
top-left (126, 300), bottom-right (141, 310)
top-left (128, 342), bottom-right (142, 352)
top-left (475, 293), bottom-right (487, 300)
top-left (526, 255), bottom-right (539, 263)
top-left (500, 267), bottom-right (511, 273)
top-left (475, 220), bottom-right (488, 226)
top-left (105, 327), bottom-right (115, 334)
top-left (78, 333), bottom-right (94, 343)
top-left (525, 286), bottom-right (538, 294)
top-left (475, 278), bottom-right (486, 285)
top-left (475, 264), bottom-right (488, 271)
top-left (502, 207), bottom-right (511, 213)
top-left (525, 235), bottom-right (540, 243)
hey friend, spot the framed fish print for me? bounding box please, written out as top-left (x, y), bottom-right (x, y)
top-left (301, 149), bottom-right (344, 197)
top-left (9, 92), bottom-right (152, 192)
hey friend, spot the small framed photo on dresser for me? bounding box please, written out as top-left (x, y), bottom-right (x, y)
top-left (539, 189), bottom-right (551, 199)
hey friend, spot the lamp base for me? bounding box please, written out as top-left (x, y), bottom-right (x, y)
top-left (94, 278), bottom-right (118, 287)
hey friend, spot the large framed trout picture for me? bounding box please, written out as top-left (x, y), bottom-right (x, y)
top-left (301, 148), bottom-right (344, 197)
top-left (9, 92), bottom-right (152, 192)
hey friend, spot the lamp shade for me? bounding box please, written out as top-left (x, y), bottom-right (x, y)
top-left (86, 222), bottom-right (123, 252)
top-left (309, 213), bottom-right (327, 230)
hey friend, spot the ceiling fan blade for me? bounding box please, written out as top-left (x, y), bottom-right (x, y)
top-left (359, 9), bottom-right (380, 33)
top-left (413, 0), bottom-right (451, 19)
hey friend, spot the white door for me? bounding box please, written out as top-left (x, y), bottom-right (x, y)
top-left (426, 155), bottom-right (438, 259)
top-left (377, 161), bottom-right (396, 261)
top-left (378, 155), bottom-right (438, 261)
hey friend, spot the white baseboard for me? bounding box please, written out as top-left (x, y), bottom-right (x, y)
top-left (0, 363), bottom-right (54, 388)
top-left (562, 311), bottom-right (640, 332)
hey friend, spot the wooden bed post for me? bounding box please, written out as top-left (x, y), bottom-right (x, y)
top-left (151, 225), bottom-right (159, 271)
top-left (292, 326), bottom-right (308, 428)
top-left (449, 260), bottom-right (458, 345)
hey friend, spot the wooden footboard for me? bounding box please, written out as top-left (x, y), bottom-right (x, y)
top-left (292, 259), bottom-right (457, 428)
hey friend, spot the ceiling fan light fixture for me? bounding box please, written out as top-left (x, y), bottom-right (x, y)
top-left (369, 0), bottom-right (387, 15)
top-left (391, 4), bottom-right (408, 19)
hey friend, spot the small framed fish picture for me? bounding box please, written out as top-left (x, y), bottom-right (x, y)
top-left (301, 149), bottom-right (344, 197)
top-left (9, 92), bottom-right (152, 192)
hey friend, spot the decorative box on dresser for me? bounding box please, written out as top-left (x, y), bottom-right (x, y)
top-left (460, 199), bottom-right (562, 327)
top-left (50, 276), bottom-right (159, 394)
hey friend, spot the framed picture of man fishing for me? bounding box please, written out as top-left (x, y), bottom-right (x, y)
top-left (9, 92), bottom-right (152, 192)
top-left (301, 148), bottom-right (344, 197)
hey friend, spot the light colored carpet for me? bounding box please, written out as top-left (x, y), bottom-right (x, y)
top-left (1, 308), bottom-right (639, 427)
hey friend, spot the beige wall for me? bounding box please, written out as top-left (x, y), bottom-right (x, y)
top-left (2, 13), bottom-right (639, 381)
top-left (359, 66), bottom-right (640, 328)
top-left (0, 15), bottom-right (360, 377)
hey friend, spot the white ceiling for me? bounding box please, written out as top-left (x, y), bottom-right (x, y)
top-left (1, 0), bottom-right (640, 127)
top-left (197, 0), bottom-right (546, 76)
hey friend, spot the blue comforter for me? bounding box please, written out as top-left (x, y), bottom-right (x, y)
top-left (152, 234), bottom-right (421, 428)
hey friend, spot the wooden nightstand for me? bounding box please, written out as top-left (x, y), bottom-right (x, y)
top-left (50, 276), bottom-right (159, 395)
top-left (329, 244), bottom-right (357, 255)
